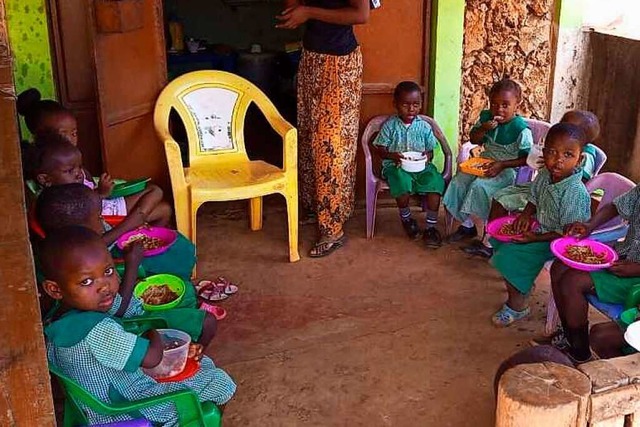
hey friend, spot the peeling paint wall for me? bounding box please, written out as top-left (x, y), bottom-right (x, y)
top-left (6, 0), bottom-right (56, 138)
top-left (459, 0), bottom-right (556, 142)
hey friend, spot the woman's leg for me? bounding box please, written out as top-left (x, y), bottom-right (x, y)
top-left (552, 268), bottom-right (596, 361)
top-left (296, 51), bottom-right (317, 217)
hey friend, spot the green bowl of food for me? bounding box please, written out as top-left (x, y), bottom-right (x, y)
top-left (134, 274), bottom-right (185, 311)
top-left (109, 178), bottom-right (151, 198)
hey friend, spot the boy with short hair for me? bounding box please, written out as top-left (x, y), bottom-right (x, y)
top-left (373, 81), bottom-right (445, 247)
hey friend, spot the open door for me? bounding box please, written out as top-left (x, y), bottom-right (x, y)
top-left (88, 0), bottom-right (168, 187)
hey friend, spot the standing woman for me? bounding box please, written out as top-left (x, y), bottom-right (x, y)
top-left (277, 0), bottom-right (369, 257)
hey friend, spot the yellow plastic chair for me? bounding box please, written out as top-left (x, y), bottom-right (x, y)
top-left (154, 70), bottom-right (299, 262)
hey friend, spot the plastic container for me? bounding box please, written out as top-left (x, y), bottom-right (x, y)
top-left (134, 274), bottom-right (185, 311)
top-left (459, 157), bottom-right (493, 177)
top-left (526, 144), bottom-right (545, 170)
top-left (143, 329), bottom-right (191, 380)
top-left (624, 321), bottom-right (640, 351)
top-left (109, 178), bottom-right (150, 198)
top-left (550, 237), bottom-right (618, 272)
top-left (486, 215), bottom-right (540, 243)
top-left (116, 226), bottom-right (178, 257)
top-left (400, 151), bottom-right (427, 173)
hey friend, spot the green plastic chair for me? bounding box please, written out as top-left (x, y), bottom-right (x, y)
top-left (49, 365), bottom-right (222, 427)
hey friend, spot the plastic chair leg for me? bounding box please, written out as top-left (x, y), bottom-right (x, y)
top-left (285, 193), bottom-right (300, 262)
top-left (175, 201), bottom-right (192, 245)
top-left (545, 292), bottom-right (560, 336)
top-left (445, 211), bottom-right (455, 236)
top-left (365, 183), bottom-right (379, 239)
top-left (249, 197), bottom-right (263, 231)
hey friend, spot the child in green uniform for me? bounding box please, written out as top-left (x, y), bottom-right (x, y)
top-left (35, 183), bottom-right (198, 307)
top-left (551, 183), bottom-right (640, 362)
top-left (490, 123), bottom-right (591, 327)
top-left (489, 110), bottom-right (602, 222)
top-left (41, 227), bottom-right (235, 425)
top-left (443, 79), bottom-right (533, 243)
top-left (373, 81), bottom-right (446, 247)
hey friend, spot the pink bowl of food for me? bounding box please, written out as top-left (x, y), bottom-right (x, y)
top-left (116, 227), bottom-right (178, 257)
top-left (550, 236), bottom-right (618, 272)
top-left (486, 215), bottom-right (539, 243)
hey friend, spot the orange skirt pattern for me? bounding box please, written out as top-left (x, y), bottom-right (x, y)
top-left (297, 47), bottom-right (363, 238)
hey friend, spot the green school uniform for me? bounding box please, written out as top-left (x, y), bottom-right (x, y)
top-left (491, 168), bottom-right (591, 294)
top-left (592, 185), bottom-right (640, 304)
top-left (443, 111), bottom-right (533, 221)
top-left (45, 310), bottom-right (236, 426)
top-left (493, 143), bottom-right (600, 212)
top-left (373, 116), bottom-right (445, 198)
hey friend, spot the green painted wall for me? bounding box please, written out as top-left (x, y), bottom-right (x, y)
top-left (428, 0), bottom-right (465, 158)
top-left (6, 0), bottom-right (56, 138)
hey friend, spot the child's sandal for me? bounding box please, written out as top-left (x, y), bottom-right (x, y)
top-left (196, 280), bottom-right (228, 302)
top-left (492, 304), bottom-right (530, 327)
top-left (214, 276), bottom-right (239, 296)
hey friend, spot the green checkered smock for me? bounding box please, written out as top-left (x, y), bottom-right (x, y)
top-left (613, 185), bottom-right (640, 262)
top-left (46, 312), bottom-right (236, 426)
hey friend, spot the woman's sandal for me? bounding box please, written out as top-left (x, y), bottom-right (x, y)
top-left (309, 235), bottom-right (346, 258)
top-left (492, 304), bottom-right (530, 327)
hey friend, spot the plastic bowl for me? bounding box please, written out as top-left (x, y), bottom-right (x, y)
top-left (459, 157), bottom-right (493, 177)
top-left (134, 274), bottom-right (185, 311)
top-left (400, 151), bottom-right (427, 173)
top-left (550, 237), bottom-right (618, 272)
top-left (116, 227), bottom-right (178, 257)
top-left (109, 178), bottom-right (150, 198)
top-left (143, 329), bottom-right (191, 380)
top-left (625, 321), bottom-right (640, 351)
top-left (486, 215), bottom-right (539, 243)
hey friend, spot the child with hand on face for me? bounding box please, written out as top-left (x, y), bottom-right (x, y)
top-left (373, 81), bottom-right (446, 247)
top-left (490, 123), bottom-right (591, 327)
top-left (41, 227), bottom-right (235, 426)
top-left (443, 78), bottom-right (533, 250)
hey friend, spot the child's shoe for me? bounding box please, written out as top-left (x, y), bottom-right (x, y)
top-left (492, 304), bottom-right (530, 327)
top-left (402, 218), bottom-right (421, 240)
top-left (423, 228), bottom-right (443, 248)
top-left (448, 225), bottom-right (477, 242)
top-left (462, 241), bottom-right (493, 258)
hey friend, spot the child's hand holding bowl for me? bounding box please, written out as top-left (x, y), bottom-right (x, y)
top-left (484, 161), bottom-right (505, 178)
top-left (564, 221), bottom-right (593, 239)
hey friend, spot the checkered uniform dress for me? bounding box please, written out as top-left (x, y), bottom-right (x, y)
top-left (613, 185), bottom-right (640, 262)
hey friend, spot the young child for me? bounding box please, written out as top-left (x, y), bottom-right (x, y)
top-left (373, 81), bottom-right (445, 247)
top-left (443, 78), bottom-right (533, 245)
top-left (550, 182), bottom-right (640, 363)
top-left (17, 88), bottom-right (78, 143)
top-left (490, 123), bottom-right (591, 327)
top-left (35, 183), bottom-right (198, 305)
top-left (489, 110), bottom-right (602, 223)
top-left (32, 135), bottom-right (171, 225)
top-left (41, 226), bottom-right (235, 425)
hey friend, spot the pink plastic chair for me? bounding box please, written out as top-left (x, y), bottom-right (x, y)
top-left (362, 115), bottom-right (453, 239)
top-left (544, 172), bottom-right (636, 335)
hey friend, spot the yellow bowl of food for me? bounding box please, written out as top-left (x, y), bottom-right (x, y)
top-left (134, 274), bottom-right (185, 311)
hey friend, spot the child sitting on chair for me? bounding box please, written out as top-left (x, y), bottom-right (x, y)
top-left (373, 81), bottom-right (445, 248)
top-left (35, 184), bottom-right (198, 304)
top-left (489, 110), bottom-right (602, 223)
top-left (490, 123), bottom-right (591, 327)
top-left (41, 226), bottom-right (235, 425)
top-left (549, 182), bottom-right (640, 363)
top-left (31, 135), bottom-right (171, 224)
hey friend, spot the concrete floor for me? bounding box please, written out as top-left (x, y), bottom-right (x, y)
top-left (197, 200), bottom-right (555, 427)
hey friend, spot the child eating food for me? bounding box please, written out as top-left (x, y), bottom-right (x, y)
top-left (31, 135), bottom-right (171, 224)
top-left (443, 78), bottom-right (533, 245)
top-left (373, 81), bottom-right (446, 247)
top-left (550, 183), bottom-right (640, 363)
top-left (41, 226), bottom-right (235, 425)
top-left (35, 183), bottom-right (198, 306)
top-left (490, 123), bottom-right (591, 327)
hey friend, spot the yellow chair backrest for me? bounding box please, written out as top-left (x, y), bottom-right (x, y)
top-left (154, 70), bottom-right (289, 169)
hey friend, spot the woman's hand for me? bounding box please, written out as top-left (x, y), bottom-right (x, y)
top-left (276, 6), bottom-right (310, 29)
top-left (564, 222), bottom-right (594, 239)
top-left (484, 161), bottom-right (504, 178)
top-left (608, 261), bottom-right (640, 278)
top-left (513, 213), bottom-right (532, 234)
top-left (97, 173), bottom-right (115, 198)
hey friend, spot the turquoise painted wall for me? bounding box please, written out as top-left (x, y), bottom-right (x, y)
top-left (429, 0), bottom-right (465, 158)
top-left (6, 0), bottom-right (56, 138)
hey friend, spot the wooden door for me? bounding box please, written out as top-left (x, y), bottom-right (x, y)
top-left (49, 0), bottom-right (104, 174)
top-left (88, 0), bottom-right (168, 187)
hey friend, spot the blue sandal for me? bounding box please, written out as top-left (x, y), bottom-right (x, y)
top-left (492, 304), bottom-right (530, 327)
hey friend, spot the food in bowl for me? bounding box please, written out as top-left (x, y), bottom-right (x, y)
top-left (140, 284), bottom-right (179, 306)
top-left (123, 233), bottom-right (164, 250)
top-left (143, 329), bottom-right (191, 379)
top-left (498, 222), bottom-right (520, 236)
top-left (164, 337), bottom-right (187, 351)
top-left (564, 244), bottom-right (607, 265)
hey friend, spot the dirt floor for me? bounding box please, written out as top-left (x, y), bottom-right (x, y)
top-left (197, 199), bottom-right (557, 427)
